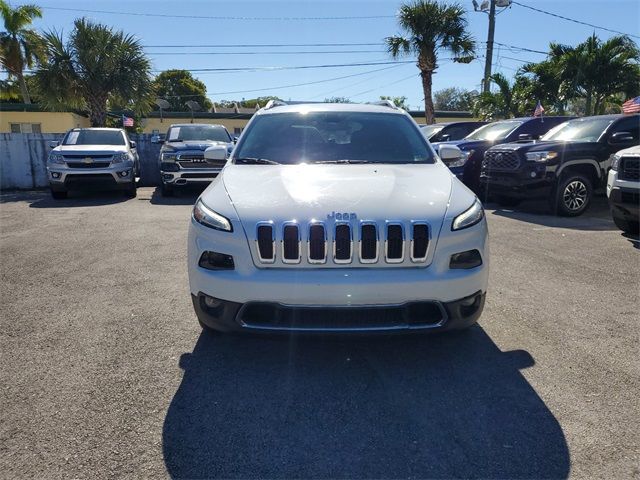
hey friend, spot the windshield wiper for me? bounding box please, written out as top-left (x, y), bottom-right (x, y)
top-left (234, 157), bottom-right (279, 165)
top-left (313, 159), bottom-right (372, 164)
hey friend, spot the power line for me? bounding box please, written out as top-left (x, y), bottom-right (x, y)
top-left (144, 43), bottom-right (383, 48)
top-left (147, 50), bottom-right (384, 56)
top-left (38, 6), bottom-right (395, 21)
top-left (492, 42), bottom-right (547, 55)
top-left (350, 72), bottom-right (420, 98)
top-left (168, 60), bottom-right (413, 74)
top-left (206, 64), bottom-right (406, 96)
top-left (310, 64), bottom-right (413, 99)
top-left (512, 1), bottom-right (640, 39)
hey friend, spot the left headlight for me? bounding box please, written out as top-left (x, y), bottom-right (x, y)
top-left (112, 152), bottom-right (131, 163)
top-left (446, 149), bottom-right (474, 168)
top-left (48, 153), bottom-right (64, 164)
top-left (193, 199), bottom-right (233, 232)
top-left (525, 151), bottom-right (558, 162)
top-left (452, 199), bottom-right (484, 231)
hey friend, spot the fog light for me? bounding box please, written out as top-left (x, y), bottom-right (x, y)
top-left (51, 172), bottom-right (61, 179)
top-left (203, 295), bottom-right (222, 309)
top-left (450, 249), bottom-right (483, 269)
top-left (530, 172), bottom-right (536, 178)
top-left (199, 251), bottom-right (235, 270)
top-left (118, 170), bottom-right (130, 177)
top-left (163, 174), bottom-right (174, 180)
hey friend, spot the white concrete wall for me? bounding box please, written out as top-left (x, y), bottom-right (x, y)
top-left (0, 133), bottom-right (162, 190)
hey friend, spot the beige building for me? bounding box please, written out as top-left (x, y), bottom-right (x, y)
top-left (0, 103), bottom-right (476, 135)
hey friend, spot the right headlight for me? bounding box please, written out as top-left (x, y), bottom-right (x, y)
top-left (161, 152), bottom-right (177, 161)
top-left (452, 199), bottom-right (484, 231)
top-left (192, 199), bottom-right (233, 232)
top-left (48, 153), bottom-right (64, 164)
top-left (525, 151), bottom-right (558, 162)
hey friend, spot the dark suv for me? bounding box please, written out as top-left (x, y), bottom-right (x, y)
top-left (421, 121), bottom-right (487, 143)
top-left (480, 114), bottom-right (640, 216)
top-left (432, 116), bottom-right (572, 192)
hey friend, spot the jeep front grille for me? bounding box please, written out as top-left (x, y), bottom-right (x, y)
top-left (620, 156), bottom-right (639, 181)
top-left (254, 221), bottom-right (430, 267)
top-left (483, 150), bottom-right (520, 170)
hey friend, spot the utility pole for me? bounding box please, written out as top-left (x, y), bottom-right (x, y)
top-left (482, 0), bottom-right (496, 94)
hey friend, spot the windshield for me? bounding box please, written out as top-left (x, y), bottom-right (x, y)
top-left (465, 120), bottom-right (523, 141)
top-left (542, 117), bottom-right (614, 142)
top-left (167, 125), bottom-right (231, 142)
top-left (234, 111), bottom-right (434, 164)
top-left (421, 125), bottom-right (444, 139)
top-left (63, 129), bottom-right (125, 146)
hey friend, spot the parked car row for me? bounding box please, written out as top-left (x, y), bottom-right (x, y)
top-left (431, 114), bottom-right (639, 231)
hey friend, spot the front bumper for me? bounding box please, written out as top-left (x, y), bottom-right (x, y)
top-left (480, 164), bottom-right (553, 199)
top-left (608, 186), bottom-right (640, 220)
top-left (188, 214), bottom-right (489, 333)
top-left (161, 166), bottom-right (222, 186)
top-left (192, 291), bottom-right (485, 333)
top-left (47, 162), bottom-right (135, 190)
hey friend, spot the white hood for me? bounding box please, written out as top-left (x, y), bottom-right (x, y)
top-left (214, 163), bottom-right (455, 228)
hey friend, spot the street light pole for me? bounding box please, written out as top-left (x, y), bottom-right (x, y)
top-left (482, 0), bottom-right (496, 94)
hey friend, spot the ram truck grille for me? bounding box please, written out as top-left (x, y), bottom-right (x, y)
top-left (620, 156), bottom-right (639, 181)
top-left (483, 150), bottom-right (520, 170)
top-left (254, 221), bottom-right (430, 267)
top-left (177, 151), bottom-right (225, 169)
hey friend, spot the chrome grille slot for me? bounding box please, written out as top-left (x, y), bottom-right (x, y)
top-left (334, 224), bottom-right (352, 263)
top-left (411, 224), bottom-right (429, 262)
top-left (386, 224), bottom-right (404, 262)
top-left (282, 224), bottom-right (300, 263)
top-left (360, 223), bottom-right (378, 262)
top-left (308, 223), bottom-right (326, 263)
top-left (256, 224), bottom-right (275, 263)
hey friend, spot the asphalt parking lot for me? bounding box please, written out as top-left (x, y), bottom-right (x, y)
top-left (1, 187), bottom-right (638, 479)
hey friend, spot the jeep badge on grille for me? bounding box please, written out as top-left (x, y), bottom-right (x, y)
top-left (327, 211), bottom-right (357, 221)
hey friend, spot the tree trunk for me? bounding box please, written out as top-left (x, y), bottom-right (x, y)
top-left (88, 94), bottom-right (108, 127)
top-left (17, 73), bottom-right (31, 104)
top-left (420, 69), bottom-right (435, 125)
top-left (585, 89), bottom-right (593, 116)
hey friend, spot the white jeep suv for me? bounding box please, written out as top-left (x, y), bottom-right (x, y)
top-left (187, 102), bottom-right (489, 334)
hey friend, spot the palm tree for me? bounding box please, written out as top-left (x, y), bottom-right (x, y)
top-left (33, 18), bottom-right (154, 126)
top-left (472, 73), bottom-right (521, 120)
top-left (556, 34), bottom-right (640, 115)
top-left (0, 1), bottom-right (44, 104)
top-left (386, 0), bottom-right (474, 124)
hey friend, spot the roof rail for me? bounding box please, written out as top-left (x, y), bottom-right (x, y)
top-left (367, 99), bottom-right (398, 109)
top-left (263, 99), bottom-right (288, 110)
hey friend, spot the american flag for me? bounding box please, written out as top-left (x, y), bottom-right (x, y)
top-left (622, 96), bottom-right (640, 114)
top-left (533, 100), bottom-right (544, 117)
top-left (122, 115), bottom-right (134, 127)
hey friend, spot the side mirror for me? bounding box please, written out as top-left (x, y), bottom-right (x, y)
top-left (438, 144), bottom-right (463, 163)
top-left (204, 145), bottom-right (227, 161)
top-left (609, 131), bottom-right (634, 144)
top-left (518, 133), bottom-right (533, 141)
top-left (49, 140), bottom-right (59, 148)
top-left (129, 140), bottom-right (137, 149)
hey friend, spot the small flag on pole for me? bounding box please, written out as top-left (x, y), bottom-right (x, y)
top-left (533, 100), bottom-right (544, 117)
top-left (622, 96), bottom-right (640, 114)
top-left (122, 115), bottom-right (134, 127)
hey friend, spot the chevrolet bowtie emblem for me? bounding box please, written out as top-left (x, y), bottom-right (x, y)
top-left (83, 157), bottom-right (93, 164)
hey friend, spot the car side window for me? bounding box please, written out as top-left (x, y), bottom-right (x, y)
top-left (609, 118), bottom-right (640, 141)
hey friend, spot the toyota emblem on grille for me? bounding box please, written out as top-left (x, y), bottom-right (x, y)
top-left (495, 153), bottom-right (503, 162)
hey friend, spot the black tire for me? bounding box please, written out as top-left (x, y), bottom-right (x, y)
top-left (50, 189), bottom-right (67, 200)
top-left (161, 183), bottom-right (174, 197)
top-left (551, 173), bottom-right (592, 217)
top-left (495, 195), bottom-right (521, 207)
top-left (197, 318), bottom-right (221, 335)
top-left (612, 213), bottom-right (640, 234)
top-left (124, 180), bottom-right (137, 198)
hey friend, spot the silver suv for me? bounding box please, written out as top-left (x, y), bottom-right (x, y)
top-left (47, 128), bottom-right (139, 199)
top-left (157, 123), bottom-right (233, 196)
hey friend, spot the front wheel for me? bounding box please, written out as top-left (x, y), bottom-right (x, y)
top-left (161, 183), bottom-right (174, 197)
top-left (552, 174), bottom-right (592, 217)
top-left (124, 180), bottom-right (137, 198)
top-left (612, 213), bottom-right (639, 234)
top-left (50, 188), bottom-right (67, 200)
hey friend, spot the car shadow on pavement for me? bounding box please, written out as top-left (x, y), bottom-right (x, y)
top-left (148, 185), bottom-right (206, 206)
top-left (0, 190), bottom-right (130, 208)
top-left (488, 195), bottom-right (617, 231)
top-left (162, 327), bottom-right (569, 479)
top-left (622, 232), bottom-right (640, 249)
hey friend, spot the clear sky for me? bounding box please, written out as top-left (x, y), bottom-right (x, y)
top-left (11, 0), bottom-right (640, 109)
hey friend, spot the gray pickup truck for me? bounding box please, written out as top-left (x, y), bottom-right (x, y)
top-left (47, 128), bottom-right (139, 199)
